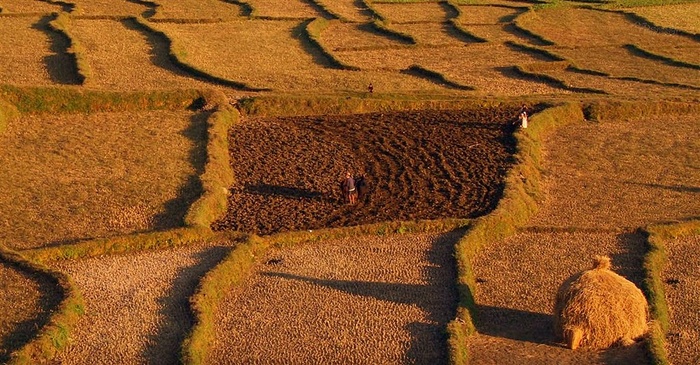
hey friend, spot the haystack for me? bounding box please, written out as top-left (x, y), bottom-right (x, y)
top-left (553, 256), bottom-right (648, 350)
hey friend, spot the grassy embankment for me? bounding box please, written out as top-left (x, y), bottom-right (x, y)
top-left (445, 99), bottom-right (700, 364)
top-left (1, 87), bottom-right (230, 363)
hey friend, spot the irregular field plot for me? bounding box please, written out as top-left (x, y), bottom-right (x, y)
top-left (0, 110), bottom-right (206, 250)
top-left (630, 3), bottom-right (700, 34)
top-left (48, 241), bottom-right (232, 364)
top-left (0, 0), bottom-right (60, 13)
top-left (0, 16), bottom-right (56, 86)
top-left (521, 8), bottom-right (700, 66)
top-left (372, 2), bottom-right (449, 23)
top-left (531, 114), bottom-right (700, 229)
top-left (72, 19), bottom-right (208, 90)
top-left (213, 107), bottom-right (519, 235)
top-left (314, 0), bottom-right (370, 22)
top-left (0, 262), bottom-right (62, 363)
top-left (664, 235), bottom-right (700, 365)
top-left (553, 46), bottom-right (700, 88)
top-left (210, 232), bottom-right (459, 364)
top-left (68, 0), bottom-right (145, 16)
top-left (245, 0), bottom-right (320, 18)
top-left (157, 20), bottom-right (444, 93)
top-left (150, 0), bottom-right (242, 20)
top-left (469, 230), bottom-right (648, 364)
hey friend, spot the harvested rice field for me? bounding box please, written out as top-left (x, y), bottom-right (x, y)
top-left (0, 261), bottom-right (62, 363)
top-left (663, 234), bottom-right (700, 365)
top-left (531, 114), bottom-right (700, 229)
top-left (0, 16), bottom-right (70, 86)
top-left (209, 231), bottom-right (460, 364)
top-left (71, 19), bottom-right (210, 90)
top-left (0, 110), bottom-right (206, 250)
top-left (2, 0), bottom-right (700, 364)
top-left (47, 240), bottom-right (233, 364)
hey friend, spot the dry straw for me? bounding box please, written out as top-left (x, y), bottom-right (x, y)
top-left (554, 255), bottom-right (649, 350)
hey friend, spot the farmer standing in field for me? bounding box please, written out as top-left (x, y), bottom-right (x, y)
top-left (343, 172), bottom-right (358, 205)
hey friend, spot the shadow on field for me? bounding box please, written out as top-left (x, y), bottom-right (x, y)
top-left (142, 244), bottom-right (232, 365)
top-left (152, 112), bottom-right (208, 230)
top-left (0, 262), bottom-right (63, 363)
top-left (473, 305), bottom-right (553, 344)
top-left (33, 16), bottom-right (81, 85)
top-left (261, 229), bottom-right (464, 364)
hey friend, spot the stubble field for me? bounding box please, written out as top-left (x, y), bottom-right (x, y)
top-left (1, 0), bottom-right (699, 364)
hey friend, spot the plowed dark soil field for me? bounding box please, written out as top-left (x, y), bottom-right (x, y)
top-left (213, 107), bottom-right (523, 235)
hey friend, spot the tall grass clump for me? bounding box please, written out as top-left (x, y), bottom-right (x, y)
top-left (1, 246), bottom-right (84, 365)
top-left (641, 220), bottom-right (700, 365)
top-left (447, 103), bottom-right (585, 364)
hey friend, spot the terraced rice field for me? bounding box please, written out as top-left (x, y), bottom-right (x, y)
top-left (1, 0), bottom-right (699, 364)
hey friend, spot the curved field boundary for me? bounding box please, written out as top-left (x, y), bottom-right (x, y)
top-left (513, 64), bottom-right (608, 94)
top-left (403, 64), bottom-right (476, 90)
top-left (20, 91), bottom-right (238, 262)
top-left (642, 220), bottom-right (700, 365)
top-left (447, 102), bottom-right (586, 364)
top-left (512, 9), bottom-right (556, 46)
top-left (47, 12), bottom-right (90, 85)
top-left (370, 18), bottom-right (417, 44)
top-left (598, 7), bottom-right (700, 42)
top-left (0, 246), bottom-right (84, 365)
top-left (305, 18), bottom-right (361, 70)
top-left (130, 16), bottom-right (270, 91)
top-left (623, 44), bottom-right (700, 70)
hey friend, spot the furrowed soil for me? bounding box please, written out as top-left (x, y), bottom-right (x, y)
top-left (47, 240), bottom-right (233, 364)
top-left (213, 107), bottom-right (521, 235)
top-left (209, 231), bottom-right (461, 364)
top-left (468, 114), bottom-right (699, 364)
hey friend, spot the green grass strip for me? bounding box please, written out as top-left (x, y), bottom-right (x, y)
top-left (0, 84), bottom-right (200, 114)
top-left (447, 102), bottom-right (586, 364)
top-left (642, 220), bottom-right (700, 365)
top-left (0, 97), bottom-right (19, 133)
top-left (181, 233), bottom-right (266, 365)
top-left (185, 98), bottom-right (238, 228)
top-left (1, 245), bottom-right (84, 365)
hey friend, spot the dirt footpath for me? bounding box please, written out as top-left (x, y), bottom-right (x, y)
top-left (209, 231), bottom-right (462, 364)
top-left (47, 241), bottom-right (233, 365)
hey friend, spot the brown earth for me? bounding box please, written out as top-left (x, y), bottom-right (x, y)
top-left (213, 107), bottom-right (524, 235)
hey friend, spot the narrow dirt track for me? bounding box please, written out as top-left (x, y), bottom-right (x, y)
top-left (209, 231), bottom-right (462, 364)
top-left (47, 240), bottom-right (233, 365)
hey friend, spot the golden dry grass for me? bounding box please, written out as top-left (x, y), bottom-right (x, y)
top-left (663, 234), bottom-right (700, 365)
top-left (150, 0), bottom-right (242, 20)
top-left (71, 19), bottom-right (209, 90)
top-left (521, 8), bottom-right (700, 73)
top-left (0, 17), bottom-right (56, 86)
top-left (245, 0), bottom-right (320, 18)
top-left (68, 0), bottom-right (146, 17)
top-left (531, 114), bottom-right (700, 229)
top-left (372, 2), bottom-right (449, 23)
top-left (458, 4), bottom-right (525, 25)
top-left (313, 0), bottom-right (370, 22)
top-left (0, 110), bottom-right (205, 250)
top-left (629, 3), bottom-right (700, 34)
top-left (157, 19), bottom-right (446, 93)
top-left (390, 22), bottom-right (466, 46)
top-left (0, 0), bottom-right (60, 14)
top-left (209, 231), bottom-right (460, 364)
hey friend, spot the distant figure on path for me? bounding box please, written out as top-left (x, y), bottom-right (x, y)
top-left (519, 110), bottom-right (528, 129)
top-left (368, 83), bottom-right (374, 94)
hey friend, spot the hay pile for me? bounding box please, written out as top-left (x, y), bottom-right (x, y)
top-left (554, 256), bottom-right (648, 350)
